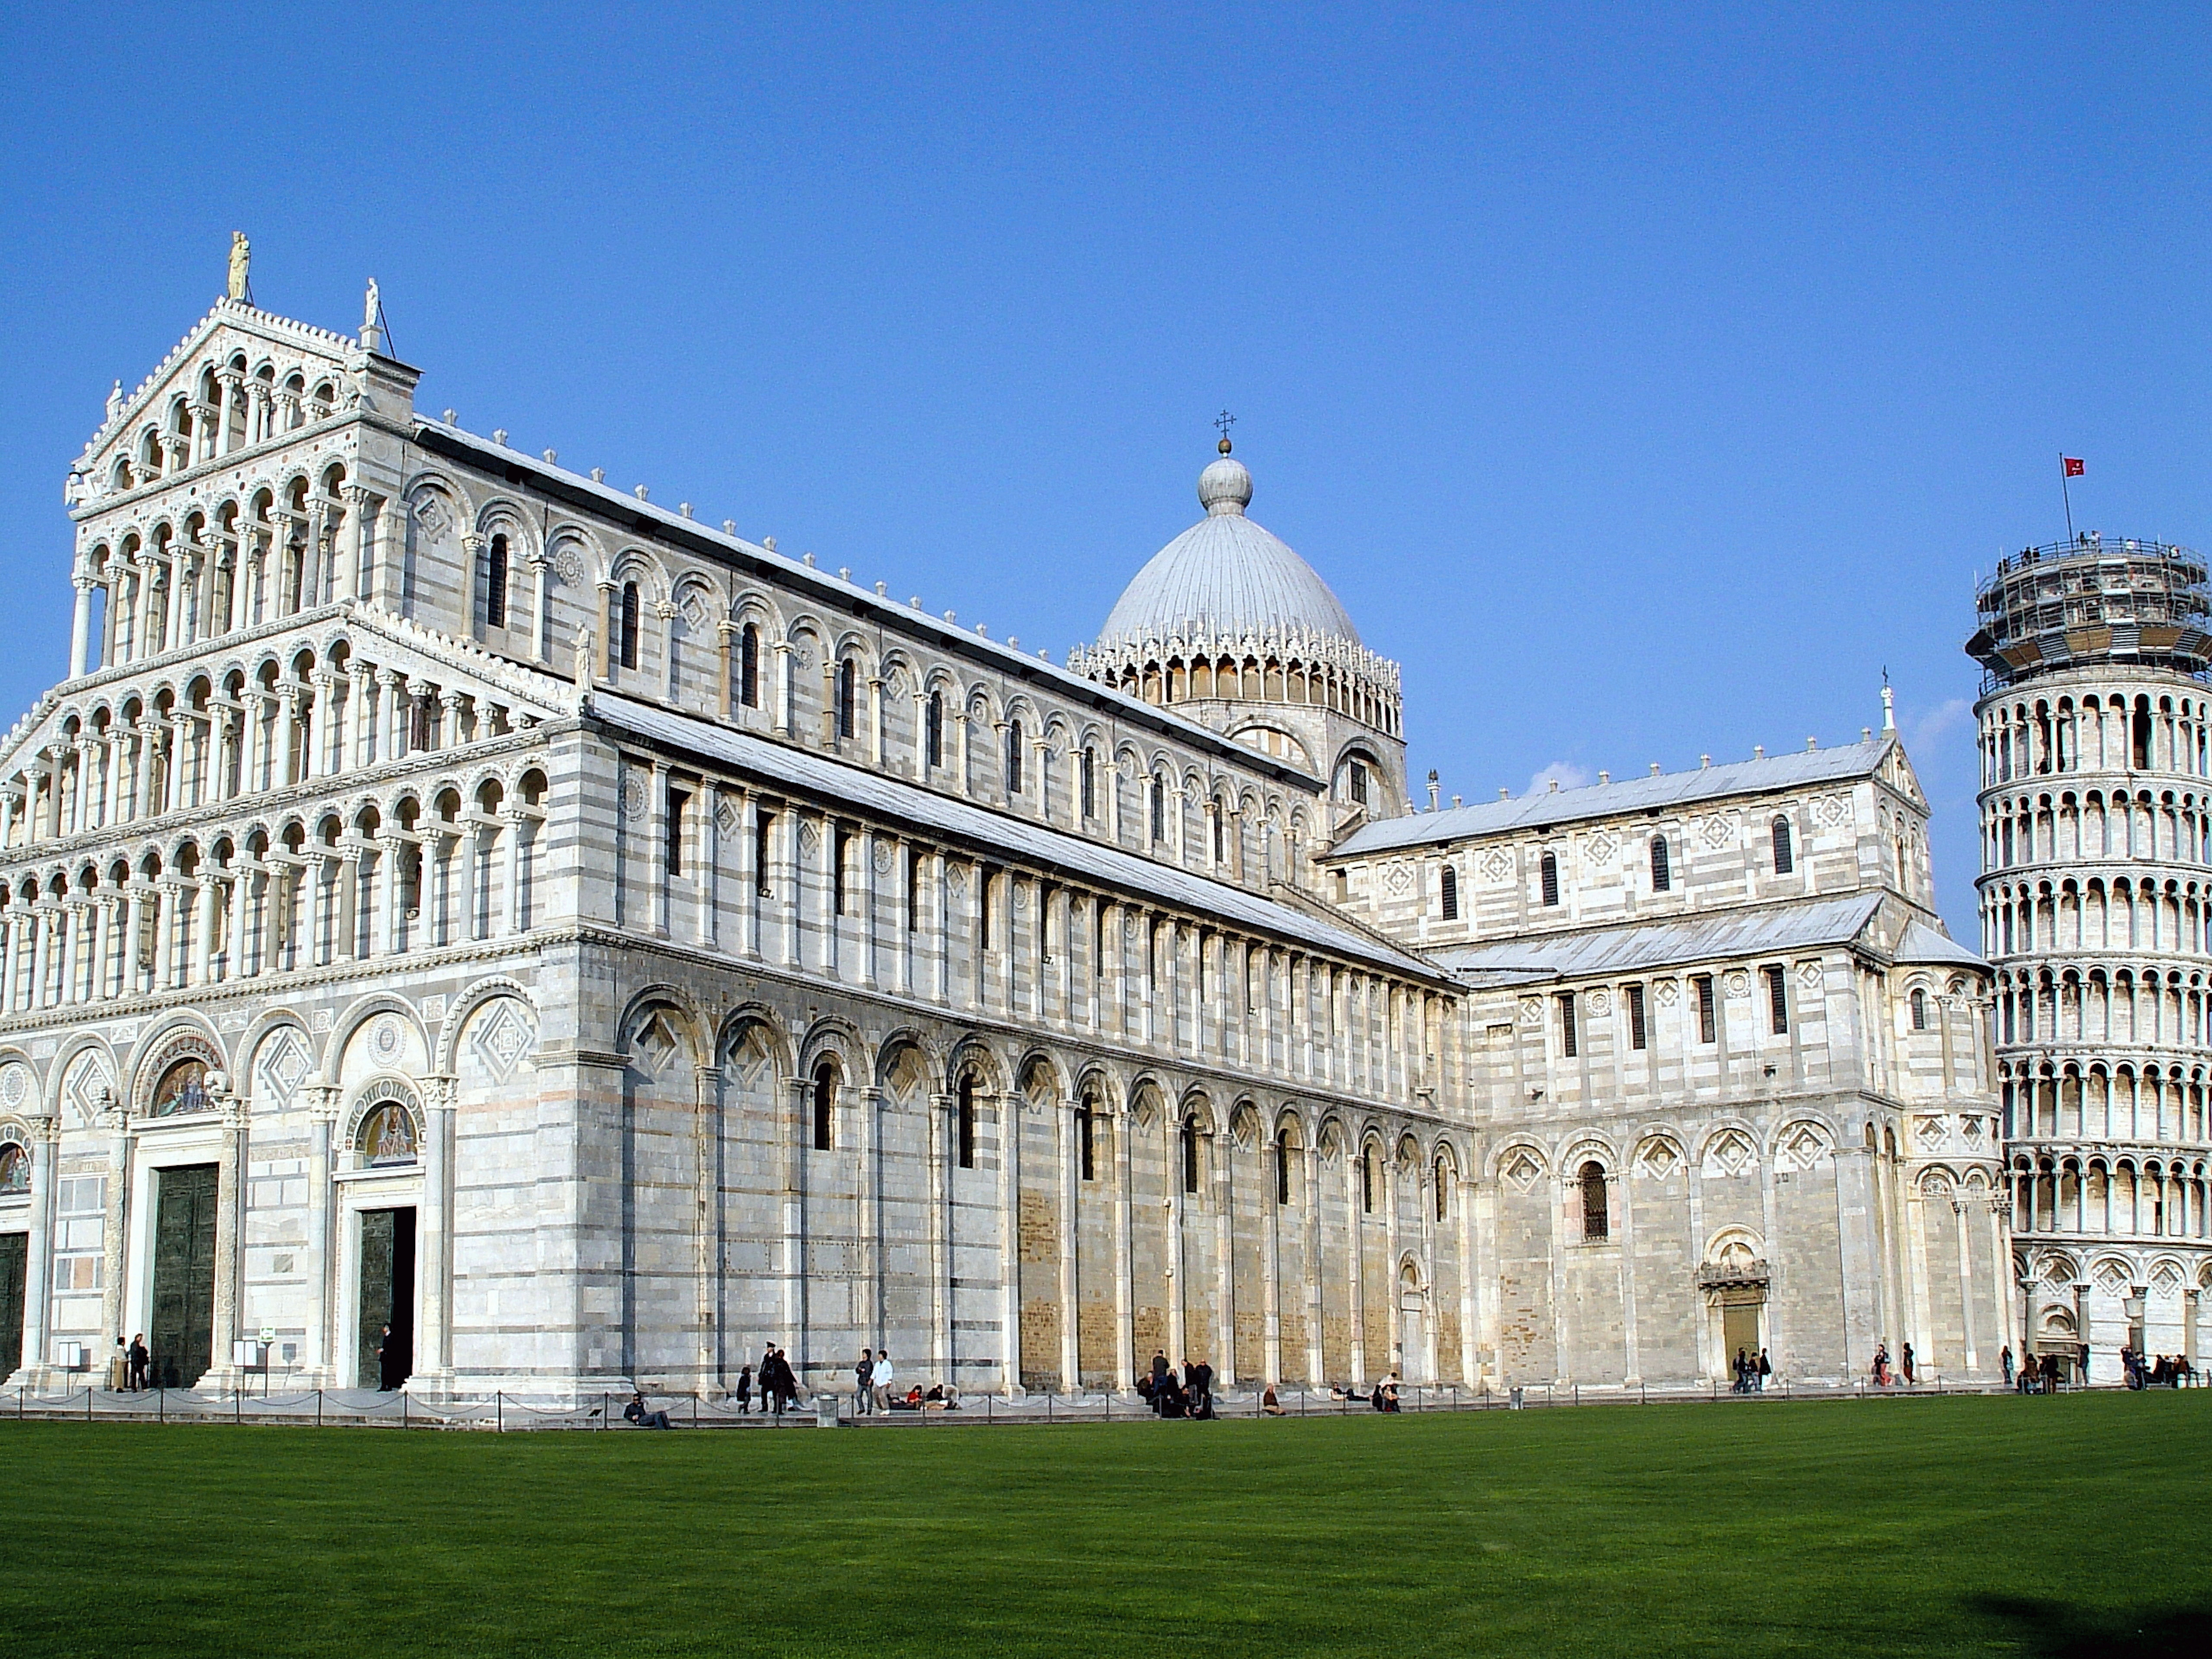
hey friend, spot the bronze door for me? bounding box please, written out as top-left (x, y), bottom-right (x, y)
top-left (149, 1164), bottom-right (218, 1388)
top-left (0, 1232), bottom-right (26, 1377)
top-left (356, 1207), bottom-right (416, 1389)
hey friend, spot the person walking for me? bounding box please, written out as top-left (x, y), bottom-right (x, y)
top-left (1756, 1349), bottom-right (1772, 1392)
top-left (1872, 1342), bottom-right (1890, 1387)
top-left (872, 1349), bottom-right (895, 1414)
top-left (855, 1349), bottom-right (875, 1416)
top-left (759, 1345), bottom-right (778, 1415)
top-left (2000, 1346), bottom-right (2014, 1388)
top-left (126, 1334), bottom-right (149, 1392)
top-left (1902, 1342), bottom-right (1916, 1386)
top-left (734, 1363), bottom-right (753, 1414)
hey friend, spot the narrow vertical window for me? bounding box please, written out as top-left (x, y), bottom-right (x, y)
top-left (665, 787), bottom-right (688, 880)
top-left (1694, 974), bottom-right (1717, 1043)
top-left (1439, 864), bottom-right (1459, 920)
top-left (812, 1061), bottom-right (835, 1151)
top-left (1627, 982), bottom-right (1648, 1051)
top-left (1651, 835), bottom-right (1671, 892)
top-left (957, 1075), bottom-right (977, 1169)
top-left (1434, 1160), bottom-right (1449, 1222)
top-left (738, 623), bottom-right (759, 707)
top-left (832, 826), bottom-right (851, 915)
top-left (1078, 1100), bottom-right (1096, 1182)
top-left (1350, 761), bottom-right (1369, 806)
top-left (754, 810), bottom-right (774, 898)
top-left (1212, 805), bottom-right (1225, 863)
top-left (1911, 987), bottom-right (1929, 1031)
top-left (906, 846), bottom-right (921, 931)
top-left (837, 658), bottom-right (856, 739)
top-left (1540, 851), bottom-right (1561, 907)
top-left (1766, 965), bottom-right (1788, 1034)
top-left (979, 866), bottom-right (992, 947)
top-left (618, 580), bottom-right (640, 671)
top-left (925, 691), bottom-right (944, 768)
top-left (1360, 1144), bottom-right (1375, 1213)
top-left (1580, 1162), bottom-right (1609, 1241)
top-left (1150, 776), bottom-right (1165, 843)
top-left (1275, 1131), bottom-right (1292, 1206)
top-left (484, 532), bottom-right (508, 630)
top-left (1006, 721), bottom-right (1023, 795)
top-left (1771, 816), bottom-right (1794, 874)
top-left (1182, 1115), bottom-right (1200, 1194)
top-left (1559, 990), bottom-right (1578, 1057)
top-left (1081, 747), bottom-right (1096, 819)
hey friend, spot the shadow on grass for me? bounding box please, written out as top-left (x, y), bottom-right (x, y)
top-left (1966, 1596), bottom-right (2210, 1657)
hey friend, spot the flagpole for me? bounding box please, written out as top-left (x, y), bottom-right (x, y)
top-left (2060, 454), bottom-right (2074, 543)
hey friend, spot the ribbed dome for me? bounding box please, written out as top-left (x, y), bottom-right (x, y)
top-left (1098, 451), bottom-right (1362, 647)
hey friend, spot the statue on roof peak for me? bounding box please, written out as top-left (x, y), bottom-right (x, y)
top-left (227, 231), bottom-right (251, 301)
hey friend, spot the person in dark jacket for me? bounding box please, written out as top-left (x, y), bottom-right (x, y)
top-left (624, 1391), bottom-right (673, 1429)
top-left (733, 1363), bottom-right (753, 1413)
top-left (126, 1334), bottom-right (150, 1391)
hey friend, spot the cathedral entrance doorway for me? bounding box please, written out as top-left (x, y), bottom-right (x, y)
top-left (0, 1232), bottom-right (26, 1376)
top-left (356, 1207), bottom-right (416, 1390)
top-left (1720, 1295), bottom-right (1763, 1376)
top-left (149, 1164), bottom-right (218, 1389)
top-left (1397, 1267), bottom-right (1430, 1383)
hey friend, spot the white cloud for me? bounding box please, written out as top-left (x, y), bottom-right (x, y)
top-left (1527, 760), bottom-right (1594, 795)
top-left (1908, 696), bottom-right (1973, 754)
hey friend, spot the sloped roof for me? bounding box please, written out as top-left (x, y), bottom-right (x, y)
top-left (1896, 919), bottom-right (1985, 969)
top-left (1334, 737), bottom-right (1897, 856)
top-left (591, 693), bottom-right (1449, 984)
top-left (1430, 893), bottom-right (1887, 986)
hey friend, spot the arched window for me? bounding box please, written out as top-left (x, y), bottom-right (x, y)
top-left (1360, 1144), bottom-right (1376, 1213)
top-left (1440, 864), bottom-right (1459, 920)
top-left (1076, 1098), bottom-right (1096, 1181)
top-left (1771, 815), bottom-right (1793, 874)
top-left (1080, 747), bottom-right (1096, 819)
top-left (812, 1060), bottom-right (836, 1151)
top-left (1540, 851), bottom-right (1561, 907)
top-left (1181, 1115), bottom-right (1201, 1194)
top-left (1151, 776), bottom-right (1166, 843)
top-left (1212, 803), bottom-right (1225, 862)
top-left (1911, 987), bottom-right (1929, 1031)
top-left (957, 1074), bottom-right (977, 1169)
top-left (618, 581), bottom-right (640, 672)
top-left (1651, 835), bottom-right (1671, 892)
top-left (737, 623), bottom-right (760, 708)
top-left (1434, 1158), bottom-right (1450, 1222)
top-left (1275, 1131), bottom-right (1293, 1206)
top-left (1006, 720), bottom-right (1023, 794)
top-left (483, 532), bottom-right (508, 630)
top-left (836, 658), bottom-right (856, 739)
top-left (0, 1141), bottom-right (27, 1195)
top-left (1580, 1161), bottom-right (1608, 1241)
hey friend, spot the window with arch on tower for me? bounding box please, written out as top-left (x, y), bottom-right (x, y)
top-left (738, 623), bottom-right (760, 708)
top-left (1080, 746), bottom-right (1096, 820)
top-left (1005, 720), bottom-right (1023, 794)
top-left (1580, 1161), bottom-right (1609, 1241)
top-left (1540, 851), bottom-right (1561, 907)
top-left (1439, 864), bottom-right (1459, 920)
top-left (1771, 815), bottom-right (1793, 874)
top-left (1911, 987), bottom-right (1929, 1031)
top-left (836, 658), bottom-right (856, 739)
top-left (925, 691), bottom-right (944, 768)
top-left (483, 532), bottom-right (508, 630)
top-left (1651, 834), bottom-right (1672, 892)
top-left (812, 1061), bottom-right (836, 1151)
top-left (957, 1075), bottom-right (977, 1169)
top-left (1182, 1115), bottom-right (1201, 1194)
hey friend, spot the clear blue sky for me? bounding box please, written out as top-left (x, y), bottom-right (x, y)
top-left (3, 3), bottom-right (2205, 940)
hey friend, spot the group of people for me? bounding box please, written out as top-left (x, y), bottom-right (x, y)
top-left (1731, 1347), bottom-right (1773, 1393)
top-left (730, 1347), bottom-right (803, 1416)
top-left (851, 1348), bottom-right (897, 1413)
top-left (1138, 1352), bottom-right (1218, 1418)
top-left (2003, 1346), bottom-right (2072, 1393)
top-left (2120, 1346), bottom-right (2197, 1389)
top-left (1869, 1341), bottom-right (1918, 1387)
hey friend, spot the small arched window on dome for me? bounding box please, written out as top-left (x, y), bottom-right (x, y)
top-left (925, 691), bottom-right (944, 768)
top-left (483, 533), bottom-right (508, 631)
top-left (1771, 815), bottom-right (1794, 874)
top-left (1540, 851), bottom-right (1561, 908)
top-left (1580, 1161), bottom-right (1609, 1241)
top-left (732, 621), bottom-right (759, 708)
top-left (836, 658), bottom-right (856, 740)
top-left (1651, 835), bottom-right (1672, 893)
top-left (1439, 864), bottom-right (1459, 920)
top-left (1150, 775), bottom-right (1166, 844)
top-left (1080, 747), bottom-right (1096, 820)
top-left (1911, 987), bottom-right (1929, 1031)
top-left (618, 581), bottom-right (640, 672)
top-left (811, 1059), bottom-right (837, 1151)
top-left (1005, 720), bottom-right (1023, 795)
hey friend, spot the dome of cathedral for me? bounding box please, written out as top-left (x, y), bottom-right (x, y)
top-left (1097, 449), bottom-right (1362, 649)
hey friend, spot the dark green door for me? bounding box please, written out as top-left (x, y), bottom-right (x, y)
top-left (0, 1232), bottom-right (26, 1377)
top-left (150, 1164), bottom-right (218, 1389)
top-left (357, 1207), bottom-right (416, 1389)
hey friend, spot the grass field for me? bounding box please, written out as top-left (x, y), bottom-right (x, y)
top-left (1, 1392), bottom-right (2204, 1657)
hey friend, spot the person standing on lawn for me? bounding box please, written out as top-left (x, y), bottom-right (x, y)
top-left (855, 1348), bottom-right (874, 1415)
top-left (872, 1350), bottom-right (895, 1413)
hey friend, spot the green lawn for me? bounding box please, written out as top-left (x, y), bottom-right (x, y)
top-left (0, 1393), bottom-right (2204, 1657)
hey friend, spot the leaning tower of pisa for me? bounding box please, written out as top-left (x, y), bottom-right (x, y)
top-left (1968, 532), bottom-right (2212, 1381)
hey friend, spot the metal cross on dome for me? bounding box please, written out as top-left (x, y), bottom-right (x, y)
top-left (1214, 409), bottom-right (1236, 442)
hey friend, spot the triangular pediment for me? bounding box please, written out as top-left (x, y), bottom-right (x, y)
top-left (1878, 739), bottom-right (1927, 810)
top-left (74, 300), bottom-right (366, 496)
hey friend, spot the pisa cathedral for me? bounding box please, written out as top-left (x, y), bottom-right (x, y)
top-left (0, 264), bottom-right (2014, 1401)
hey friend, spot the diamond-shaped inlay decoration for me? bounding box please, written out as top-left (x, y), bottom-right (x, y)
top-left (1699, 815), bottom-right (1735, 851)
top-left (1915, 1115), bottom-right (1948, 1150)
top-left (1655, 979), bottom-right (1680, 1007)
top-left (1703, 1129), bottom-right (1757, 1178)
top-left (1383, 862), bottom-right (1413, 898)
top-left (1480, 848), bottom-right (1514, 883)
top-left (1635, 1138), bottom-right (1680, 1181)
top-left (1585, 832), bottom-right (1618, 865)
top-left (1780, 1123), bottom-right (1832, 1172)
top-left (1503, 1151), bottom-right (1544, 1192)
top-left (714, 797), bottom-right (739, 835)
top-left (254, 1028), bottom-right (311, 1111)
top-left (1813, 794), bottom-right (1851, 828)
top-left (469, 999), bottom-right (538, 1084)
top-left (1797, 960), bottom-right (1825, 991)
top-left (2095, 1260), bottom-right (2130, 1294)
top-left (63, 1051), bottom-right (113, 1125)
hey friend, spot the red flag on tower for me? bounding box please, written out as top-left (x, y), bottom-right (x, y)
top-left (2063, 457), bottom-right (2085, 477)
